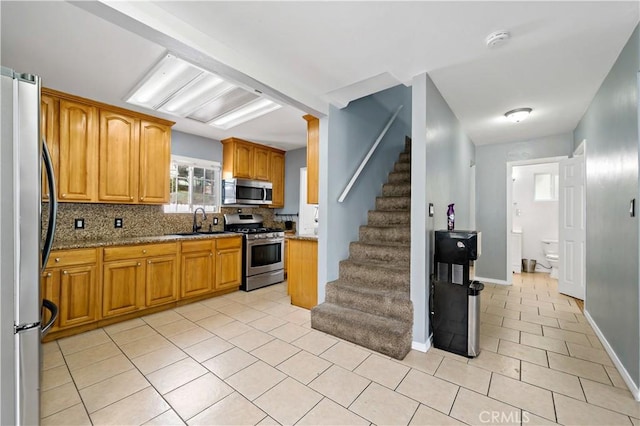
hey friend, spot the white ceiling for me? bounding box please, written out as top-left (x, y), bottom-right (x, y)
top-left (2, 1), bottom-right (639, 149)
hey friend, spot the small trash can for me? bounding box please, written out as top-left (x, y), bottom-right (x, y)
top-left (522, 259), bottom-right (537, 273)
top-left (467, 280), bottom-right (484, 357)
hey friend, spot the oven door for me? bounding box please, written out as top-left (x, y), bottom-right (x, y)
top-left (246, 238), bottom-right (284, 276)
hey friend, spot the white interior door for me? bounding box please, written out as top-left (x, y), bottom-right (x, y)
top-left (558, 156), bottom-right (585, 300)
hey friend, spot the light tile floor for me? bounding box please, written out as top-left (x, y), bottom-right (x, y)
top-left (41, 273), bottom-right (640, 425)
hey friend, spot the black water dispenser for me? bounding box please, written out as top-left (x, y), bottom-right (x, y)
top-left (430, 230), bottom-right (484, 357)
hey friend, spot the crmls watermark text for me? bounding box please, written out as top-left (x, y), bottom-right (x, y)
top-left (479, 410), bottom-right (531, 424)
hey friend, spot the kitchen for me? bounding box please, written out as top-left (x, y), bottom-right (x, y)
top-left (1, 1), bottom-right (640, 424)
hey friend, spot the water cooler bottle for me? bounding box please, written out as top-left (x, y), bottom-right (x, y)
top-left (430, 230), bottom-right (484, 357)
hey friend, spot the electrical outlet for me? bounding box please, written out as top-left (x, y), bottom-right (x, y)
top-left (114, 218), bottom-right (123, 228)
top-left (213, 217), bottom-right (219, 225)
top-left (428, 203), bottom-right (434, 217)
top-left (74, 218), bottom-right (85, 229)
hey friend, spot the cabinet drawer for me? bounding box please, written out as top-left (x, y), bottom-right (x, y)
top-left (216, 237), bottom-right (242, 250)
top-left (181, 239), bottom-right (215, 253)
top-left (47, 248), bottom-right (97, 268)
top-left (103, 243), bottom-right (177, 262)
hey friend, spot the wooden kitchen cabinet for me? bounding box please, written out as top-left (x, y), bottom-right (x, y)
top-left (58, 98), bottom-right (98, 202)
top-left (102, 243), bottom-right (178, 317)
top-left (180, 239), bottom-right (216, 298)
top-left (222, 137), bottom-right (286, 207)
top-left (303, 115), bottom-right (319, 205)
top-left (288, 239), bottom-right (318, 309)
top-left (215, 237), bottom-right (242, 291)
top-left (139, 120), bottom-right (171, 204)
top-left (98, 110), bottom-right (139, 203)
top-left (269, 150), bottom-right (285, 208)
top-left (41, 94), bottom-right (59, 201)
top-left (253, 146), bottom-right (271, 181)
top-left (42, 88), bottom-right (174, 205)
top-left (42, 248), bottom-right (99, 332)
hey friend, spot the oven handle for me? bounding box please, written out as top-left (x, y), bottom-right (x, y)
top-left (246, 238), bottom-right (284, 246)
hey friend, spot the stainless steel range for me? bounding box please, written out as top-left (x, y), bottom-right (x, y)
top-left (224, 214), bottom-right (285, 291)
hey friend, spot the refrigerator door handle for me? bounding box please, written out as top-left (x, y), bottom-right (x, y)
top-left (41, 140), bottom-right (57, 272)
top-left (40, 299), bottom-right (58, 337)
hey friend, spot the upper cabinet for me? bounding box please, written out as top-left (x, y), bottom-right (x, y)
top-left (303, 115), bottom-right (319, 205)
top-left (42, 88), bottom-right (174, 205)
top-left (221, 137), bottom-right (285, 208)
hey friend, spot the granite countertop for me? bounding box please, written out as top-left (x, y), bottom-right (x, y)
top-left (52, 232), bottom-right (242, 250)
top-left (285, 234), bottom-right (318, 241)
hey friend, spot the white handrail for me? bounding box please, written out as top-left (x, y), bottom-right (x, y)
top-left (338, 104), bottom-right (403, 203)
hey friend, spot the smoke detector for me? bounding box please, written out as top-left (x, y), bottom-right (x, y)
top-left (486, 30), bottom-right (510, 48)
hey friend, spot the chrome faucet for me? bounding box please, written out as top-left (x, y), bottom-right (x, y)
top-left (193, 207), bottom-right (207, 233)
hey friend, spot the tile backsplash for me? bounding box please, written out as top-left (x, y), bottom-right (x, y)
top-left (43, 203), bottom-right (287, 243)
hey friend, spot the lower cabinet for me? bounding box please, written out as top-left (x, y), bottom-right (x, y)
top-left (42, 248), bottom-right (99, 332)
top-left (102, 242), bottom-right (178, 318)
top-left (288, 239), bottom-right (318, 309)
top-left (42, 236), bottom-right (241, 340)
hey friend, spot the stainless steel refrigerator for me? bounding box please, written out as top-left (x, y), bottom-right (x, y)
top-left (1, 67), bottom-right (58, 425)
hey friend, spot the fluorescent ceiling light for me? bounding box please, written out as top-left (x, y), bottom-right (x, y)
top-left (504, 107), bottom-right (532, 123)
top-left (126, 53), bottom-right (281, 128)
top-left (210, 98), bottom-right (282, 130)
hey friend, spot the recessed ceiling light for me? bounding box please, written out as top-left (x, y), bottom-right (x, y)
top-left (505, 107), bottom-right (532, 123)
top-left (486, 30), bottom-right (510, 48)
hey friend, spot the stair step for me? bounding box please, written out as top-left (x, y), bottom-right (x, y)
top-left (398, 152), bottom-right (411, 163)
top-left (349, 241), bottom-right (410, 265)
top-left (382, 183), bottom-right (411, 197)
top-left (375, 196), bottom-right (410, 211)
top-left (311, 302), bottom-right (412, 360)
top-left (360, 225), bottom-right (411, 244)
top-left (394, 162), bottom-right (411, 172)
top-left (339, 259), bottom-right (409, 291)
top-left (388, 171), bottom-right (411, 184)
top-left (325, 280), bottom-right (412, 322)
top-left (368, 210), bottom-right (410, 226)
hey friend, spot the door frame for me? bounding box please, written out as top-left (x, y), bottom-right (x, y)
top-left (506, 156), bottom-right (567, 285)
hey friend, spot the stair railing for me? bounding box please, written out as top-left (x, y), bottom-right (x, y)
top-left (338, 104), bottom-right (404, 203)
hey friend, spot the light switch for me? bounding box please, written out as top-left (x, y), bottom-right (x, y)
top-left (631, 199), bottom-right (636, 217)
top-left (114, 218), bottom-right (123, 228)
top-left (428, 203), bottom-right (434, 217)
top-left (213, 217), bottom-right (219, 225)
top-left (74, 218), bottom-right (85, 229)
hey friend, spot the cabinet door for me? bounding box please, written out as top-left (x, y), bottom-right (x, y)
top-left (41, 94), bottom-right (59, 202)
top-left (253, 146), bottom-right (271, 181)
top-left (102, 260), bottom-right (145, 317)
top-left (41, 269), bottom-right (61, 332)
top-left (289, 240), bottom-right (318, 309)
top-left (303, 115), bottom-right (319, 205)
top-left (98, 110), bottom-right (139, 203)
top-left (146, 255), bottom-right (178, 306)
top-left (215, 247), bottom-right (241, 291)
top-left (59, 100), bottom-right (98, 201)
top-left (139, 120), bottom-right (171, 204)
top-left (234, 141), bottom-right (254, 179)
top-left (59, 265), bottom-right (98, 328)
top-left (181, 251), bottom-right (214, 298)
top-left (269, 151), bottom-right (285, 208)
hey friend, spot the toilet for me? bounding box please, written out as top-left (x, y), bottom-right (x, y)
top-left (541, 240), bottom-right (559, 279)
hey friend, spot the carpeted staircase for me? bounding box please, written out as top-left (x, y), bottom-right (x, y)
top-left (311, 137), bottom-right (412, 360)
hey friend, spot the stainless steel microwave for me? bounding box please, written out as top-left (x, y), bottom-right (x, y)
top-left (222, 178), bottom-right (273, 205)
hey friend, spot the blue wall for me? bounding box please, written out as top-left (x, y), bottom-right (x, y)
top-left (474, 134), bottom-right (573, 282)
top-left (279, 147), bottom-right (307, 216)
top-left (319, 84), bottom-right (412, 301)
top-left (410, 73), bottom-right (476, 347)
top-left (573, 25), bottom-right (639, 390)
top-left (171, 130), bottom-right (222, 162)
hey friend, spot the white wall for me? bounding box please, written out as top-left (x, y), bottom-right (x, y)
top-left (512, 162), bottom-right (559, 271)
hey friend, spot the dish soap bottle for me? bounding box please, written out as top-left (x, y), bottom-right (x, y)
top-left (447, 204), bottom-right (455, 230)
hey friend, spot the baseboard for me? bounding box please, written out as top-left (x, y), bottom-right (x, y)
top-left (584, 309), bottom-right (640, 401)
top-left (412, 337), bottom-right (431, 353)
top-left (474, 276), bottom-right (510, 286)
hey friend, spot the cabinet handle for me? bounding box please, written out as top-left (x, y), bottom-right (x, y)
top-left (54, 257), bottom-right (60, 263)
top-left (209, 252), bottom-right (213, 257)
top-left (140, 197), bottom-right (144, 201)
top-left (137, 262), bottom-right (141, 266)
top-left (61, 193), bottom-right (66, 198)
top-left (130, 197), bottom-right (134, 201)
top-left (147, 260), bottom-right (151, 264)
top-left (142, 249), bottom-right (147, 254)
top-left (63, 271), bottom-right (68, 275)
top-left (46, 273), bottom-right (52, 277)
